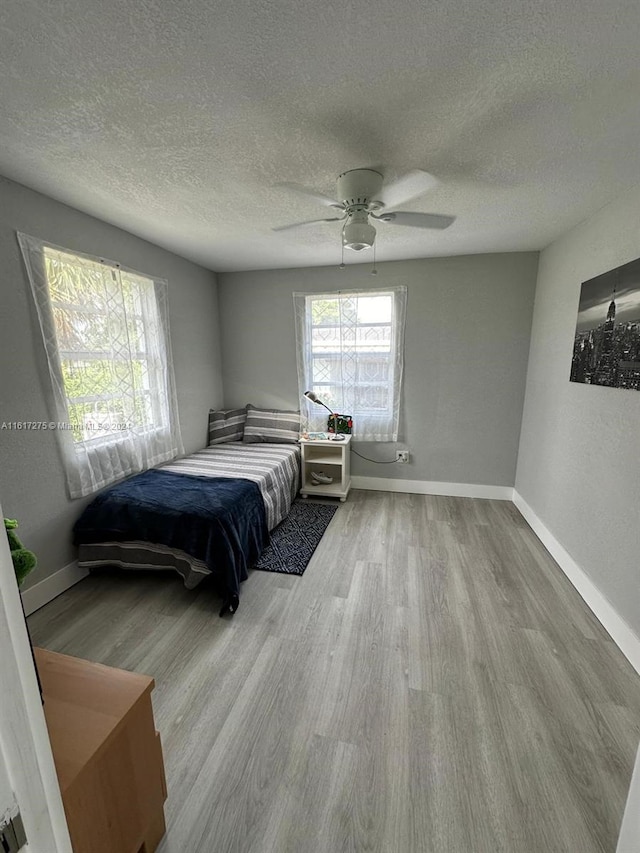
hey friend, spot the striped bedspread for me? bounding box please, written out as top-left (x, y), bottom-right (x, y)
top-left (161, 442), bottom-right (300, 531)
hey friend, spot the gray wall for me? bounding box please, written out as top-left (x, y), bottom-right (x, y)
top-left (219, 253), bottom-right (538, 486)
top-left (516, 185), bottom-right (640, 638)
top-left (0, 176), bottom-right (223, 589)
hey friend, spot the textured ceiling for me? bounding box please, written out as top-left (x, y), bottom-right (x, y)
top-left (1, 0), bottom-right (640, 272)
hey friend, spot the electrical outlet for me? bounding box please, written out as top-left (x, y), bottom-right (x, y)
top-left (396, 450), bottom-right (409, 463)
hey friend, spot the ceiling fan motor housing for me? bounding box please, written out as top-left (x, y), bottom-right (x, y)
top-left (336, 169), bottom-right (384, 210)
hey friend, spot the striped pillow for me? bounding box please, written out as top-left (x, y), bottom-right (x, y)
top-left (208, 408), bottom-right (247, 445)
top-left (243, 404), bottom-right (300, 444)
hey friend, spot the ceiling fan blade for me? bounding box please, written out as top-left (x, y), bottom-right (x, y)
top-left (276, 182), bottom-right (344, 209)
top-left (272, 217), bottom-right (345, 232)
top-left (377, 170), bottom-right (440, 209)
top-left (375, 211), bottom-right (455, 230)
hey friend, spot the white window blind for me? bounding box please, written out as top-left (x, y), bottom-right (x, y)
top-left (18, 233), bottom-right (183, 498)
top-left (294, 287), bottom-right (407, 441)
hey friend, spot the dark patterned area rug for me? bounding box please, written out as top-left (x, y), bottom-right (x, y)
top-left (254, 500), bottom-right (339, 575)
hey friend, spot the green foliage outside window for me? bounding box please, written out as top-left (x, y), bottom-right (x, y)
top-left (45, 249), bottom-right (157, 443)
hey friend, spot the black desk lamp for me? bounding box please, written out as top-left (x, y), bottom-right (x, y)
top-left (304, 390), bottom-right (339, 438)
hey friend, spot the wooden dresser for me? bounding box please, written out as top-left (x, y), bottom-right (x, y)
top-left (35, 648), bottom-right (167, 853)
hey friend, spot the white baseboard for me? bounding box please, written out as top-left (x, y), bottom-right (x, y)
top-left (21, 561), bottom-right (89, 617)
top-left (513, 490), bottom-right (640, 676)
top-left (352, 475), bottom-right (514, 501)
top-left (616, 742), bottom-right (640, 852)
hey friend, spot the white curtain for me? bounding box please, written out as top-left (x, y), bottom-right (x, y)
top-left (18, 233), bottom-right (184, 498)
top-left (293, 286), bottom-right (407, 441)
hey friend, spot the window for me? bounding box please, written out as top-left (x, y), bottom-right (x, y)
top-left (18, 233), bottom-right (183, 498)
top-left (294, 287), bottom-right (407, 441)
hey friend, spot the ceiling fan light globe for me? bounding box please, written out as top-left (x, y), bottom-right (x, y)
top-left (342, 220), bottom-right (376, 251)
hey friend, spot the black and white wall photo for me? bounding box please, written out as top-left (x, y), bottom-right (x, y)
top-left (570, 256), bottom-right (640, 390)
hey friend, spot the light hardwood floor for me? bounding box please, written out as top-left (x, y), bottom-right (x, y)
top-left (28, 490), bottom-right (640, 853)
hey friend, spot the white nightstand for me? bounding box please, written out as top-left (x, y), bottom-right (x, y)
top-left (299, 435), bottom-right (351, 501)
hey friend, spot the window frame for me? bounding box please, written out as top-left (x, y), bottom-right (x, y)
top-left (42, 246), bottom-right (170, 449)
top-left (294, 286), bottom-right (407, 442)
top-left (18, 232), bottom-right (183, 498)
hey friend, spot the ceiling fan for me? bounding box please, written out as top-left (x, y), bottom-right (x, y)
top-left (274, 168), bottom-right (455, 251)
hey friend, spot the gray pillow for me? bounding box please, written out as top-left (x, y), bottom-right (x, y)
top-left (208, 408), bottom-right (247, 445)
top-left (242, 404), bottom-right (300, 444)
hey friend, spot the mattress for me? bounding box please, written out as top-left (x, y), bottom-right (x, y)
top-left (76, 443), bottom-right (301, 607)
top-left (161, 442), bottom-right (300, 530)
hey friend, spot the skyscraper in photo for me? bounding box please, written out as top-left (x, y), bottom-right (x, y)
top-left (594, 289), bottom-right (617, 386)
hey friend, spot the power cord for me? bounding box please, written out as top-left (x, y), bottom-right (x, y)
top-left (350, 447), bottom-right (399, 464)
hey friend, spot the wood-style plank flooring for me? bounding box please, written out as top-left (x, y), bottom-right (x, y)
top-left (28, 490), bottom-right (640, 853)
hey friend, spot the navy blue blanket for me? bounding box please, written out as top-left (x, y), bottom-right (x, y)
top-left (73, 469), bottom-right (268, 605)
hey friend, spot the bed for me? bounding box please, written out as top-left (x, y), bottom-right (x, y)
top-left (73, 442), bottom-right (301, 614)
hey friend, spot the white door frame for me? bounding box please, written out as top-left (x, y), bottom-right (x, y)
top-left (0, 727), bottom-right (17, 837)
top-left (0, 497), bottom-right (72, 852)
